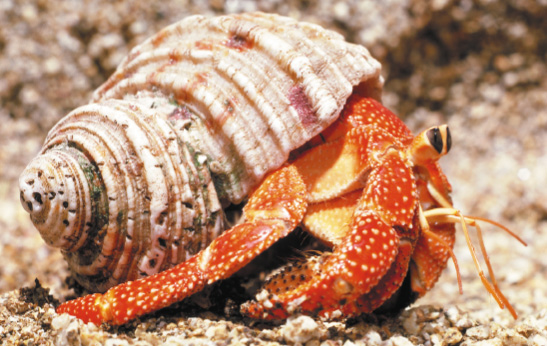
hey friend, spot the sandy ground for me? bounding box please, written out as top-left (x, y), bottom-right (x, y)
top-left (0, 0), bottom-right (546, 345)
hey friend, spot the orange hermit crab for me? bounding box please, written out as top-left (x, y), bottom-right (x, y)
top-left (19, 13), bottom-right (524, 325)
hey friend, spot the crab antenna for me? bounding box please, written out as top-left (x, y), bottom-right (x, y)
top-left (425, 211), bottom-right (527, 247)
top-left (464, 215), bottom-right (527, 247)
top-left (423, 208), bottom-right (519, 319)
top-left (474, 222), bottom-right (500, 294)
top-left (457, 212), bottom-right (517, 318)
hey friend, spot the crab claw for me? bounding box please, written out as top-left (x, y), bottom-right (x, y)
top-left (242, 208), bottom-right (402, 319)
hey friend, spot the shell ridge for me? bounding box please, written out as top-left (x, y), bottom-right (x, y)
top-left (83, 104), bottom-right (145, 285)
top-left (210, 56), bottom-right (289, 179)
top-left (91, 13), bottom-right (382, 204)
top-left (46, 109), bottom-right (128, 277)
top-left (53, 107), bottom-right (132, 288)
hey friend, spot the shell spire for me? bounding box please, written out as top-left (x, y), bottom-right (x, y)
top-left (20, 12), bottom-right (383, 292)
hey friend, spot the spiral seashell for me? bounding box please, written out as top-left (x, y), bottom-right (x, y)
top-left (19, 12), bottom-right (383, 292)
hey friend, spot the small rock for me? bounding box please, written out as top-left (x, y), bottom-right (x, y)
top-left (204, 323), bottom-right (229, 341)
top-left (280, 315), bottom-right (321, 345)
top-left (466, 325), bottom-right (491, 340)
top-left (443, 327), bottom-right (462, 344)
top-left (54, 319), bottom-right (81, 346)
top-left (358, 330), bottom-right (382, 346)
top-left (306, 339), bottom-right (321, 346)
top-left (499, 328), bottom-right (528, 346)
top-left (105, 339), bottom-right (130, 346)
top-left (454, 315), bottom-right (475, 329)
top-left (388, 335), bottom-right (414, 346)
top-left (401, 309), bottom-right (420, 335)
top-left (51, 313), bottom-right (73, 330)
top-left (464, 338), bottom-right (503, 346)
top-left (529, 334), bottom-right (547, 346)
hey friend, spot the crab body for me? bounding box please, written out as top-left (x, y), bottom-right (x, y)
top-left (19, 13), bottom-right (521, 326)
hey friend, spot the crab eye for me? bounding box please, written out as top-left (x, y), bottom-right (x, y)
top-left (409, 124), bottom-right (450, 165)
top-left (427, 127), bottom-right (444, 154)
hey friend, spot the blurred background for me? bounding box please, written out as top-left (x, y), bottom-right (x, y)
top-left (0, 0), bottom-right (545, 327)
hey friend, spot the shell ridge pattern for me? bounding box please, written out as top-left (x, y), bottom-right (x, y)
top-left (220, 14), bottom-right (309, 151)
top-left (85, 103), bottom-right (154, 284)
top-left (117, 71), bottom-right (247, 202)
top-left (151, 114), bottom-right (194, 269)
top-left (52, 105), bottom-right (134, 288)
top-left (215, 49), bottom-right (292, 154)
top-left (290, 32), bottom-right (351, 103)
top-left (55, 101), bottom-right (218, 291)
top-left (124, 105), bottom-right (173, 276)
top-left (210, 15), bottom-right (310, 179)
top-left (189, 57), bottom-right (276, 181)
top-left (93, 12), bottom-right (382, 204)
top-left (45, 136), bottom-right (108, 263)
top-left (34, 149), bottom-right (91, 250)
top-left (210, 41), bottom-right (312, 179)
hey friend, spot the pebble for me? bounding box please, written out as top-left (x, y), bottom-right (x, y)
top-left (359, 330), bottom-right (382, 346)
top-left (465, 325), bottom-right (491, 340)
top-left (387, 335), bottom-right (414, 346)
top-left (204, 323), bottom-right (229, 341)
top-left (443, 327), bottom-right (462, 344)
top-left (280, 315), bottom-right (321, 344)
top-left (51, 314), bottom-right (73, 330)
top-left (529, 334), bottom-right (547, 346)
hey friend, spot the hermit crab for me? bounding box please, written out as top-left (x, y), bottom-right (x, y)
top-left (19, 12), bottom-right (524, 325)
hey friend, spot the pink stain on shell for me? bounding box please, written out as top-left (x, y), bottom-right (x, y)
top-left (288, 84), bottom-right (316, 127)
top-left (168, 105), bottom-right (192, 121)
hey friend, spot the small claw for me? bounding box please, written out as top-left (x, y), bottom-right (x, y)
top-left (243, 209), bottom-right (400, 319)
top-left (410, 222), bottom-right (456, 296)
top-left (241, 254), bottom-right (325, 320)
top-left (354, 240), bottom-right (413, 313)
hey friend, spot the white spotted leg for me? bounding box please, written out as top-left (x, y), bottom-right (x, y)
top-left (56, 165), bottom-right (308, 325)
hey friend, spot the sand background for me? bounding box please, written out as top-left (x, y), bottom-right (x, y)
top-left (0, 0), bottom-right (546, 345)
